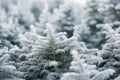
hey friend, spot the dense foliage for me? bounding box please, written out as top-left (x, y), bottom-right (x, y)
top-left (0, 0), bottom-right (120, 80)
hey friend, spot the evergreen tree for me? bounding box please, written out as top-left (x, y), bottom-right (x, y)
top-left (0, 15), bottom-right (20, 48)
top-left (78, 0), bottom-right (107, 48)
top-left (34, 3), bottom-right (51, 35)
top-left (51, 0), bottom-right (76, 37)
top-left (19, 23), bottom-right (78, 80)
top-left (0, 47), bottom-right (24, 80)
top-left (81, 0), bottom-right (120, 48)
top-left (61, 47), bottom-right (115, 80)
top-left (99, 25), bottom-right (120, 79)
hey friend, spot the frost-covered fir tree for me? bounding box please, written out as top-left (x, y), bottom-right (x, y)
top-left (34, 3), bottom-right (51, 35)
top-left (3, 0), bottom-right (36, 29)
top-left (85, 0), bottom-right (104, 30)
top-left (88, 0), bottom-right (120, 30)
top-left (60, 26), bottom-right (114, 80)
top-left (0, 15), bottom-right (20, 48)
top-left (60, 47), bottom-right (115, 80)
top-left (0, 47), bottom-right (24, 80)
top-left (99, 0), bottom-right (120, 24)
top-left (79, 0), bottom-right (107, 48)
top-left (86, 0), bottom-right (114, 23)
top-left (19, 23), bottom-right (78, 80)
top-left (33, 0), bottom-right (64, 35)
top-left (82, 0), bottom-right (120, 48)
top-left (72, 23), bottom-right (101, 48)
top-left (51, 0), bottom-right (76, 37)
top-left (72, 26), bottom-right (102, 66)
top-left (99, 25), bottom-right (120, 79)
